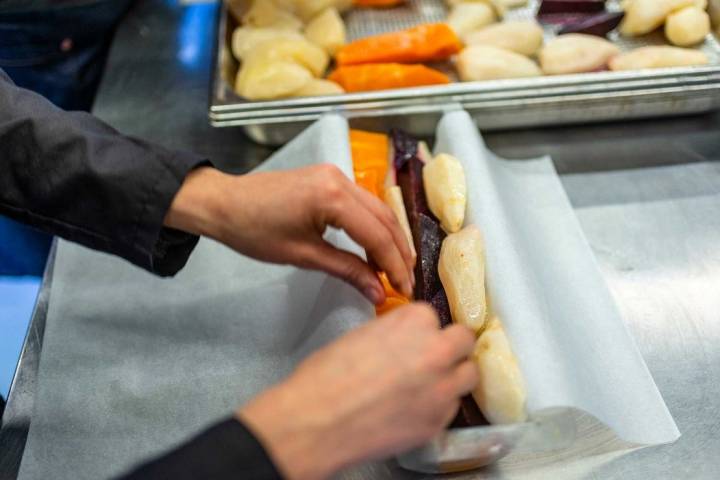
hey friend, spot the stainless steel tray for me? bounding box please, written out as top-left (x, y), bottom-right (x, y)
top-left (210, 0), bottom-right (720, 145)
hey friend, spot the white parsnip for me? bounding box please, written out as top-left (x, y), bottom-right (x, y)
top-left (472, 316), bottom-right (528, 424)
top-left (446, 2), bottom-right (496, 37)
top-left (609, 46), bottom-right (709, 70)
top-left (423, 153), bottom-right (467, 233)
top-left (384, 186), bottom-right (417, 264)
top-left (463, 20), bottom-right (544, 57)
top-left (244, 38), bottom-right (329, 77)
top-left (539, 34), bottom-right (619, 75)
top-left (438, 226), bottom-right (487, 333)
top-left (236, 61), bottom-right (313, 100)
top-left (620, 0), bottom-right (695, 36)
top-left (456, 45), bottom-right (542, 81)
top-left (290, 79), bottom-right (345, 96)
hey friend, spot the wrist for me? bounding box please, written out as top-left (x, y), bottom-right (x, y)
top-left (236, 382), bottom-right (350, 480)
top-left (164, 166), bottom-right (229, 239)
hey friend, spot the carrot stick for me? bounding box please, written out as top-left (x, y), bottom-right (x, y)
top-left (328, 63), bottom-right (450, 92)
top-left (336, 23), bottom-right (462, 66)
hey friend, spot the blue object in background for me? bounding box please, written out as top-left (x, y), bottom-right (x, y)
top-left (0, 276), bottom-right (40, 398)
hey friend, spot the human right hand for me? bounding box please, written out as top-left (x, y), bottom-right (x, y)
top-left (237, 304), bottom-right (478, 480)
top-left (164, 165), bottom-right (415, 303)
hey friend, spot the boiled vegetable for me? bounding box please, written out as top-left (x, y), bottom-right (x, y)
top-left (558, 11), bottom-right (625, 36)
top-left (446, 2), bottom-right (496, 37)
top-left (620, 0), bottom-right (695, 37)
top-left (539, 33), bottom-right (619, 74)
top-left (389, 128), bottom-right (419, 171)
top-left (296, 0), bottom-right (353, 21)
top-left (472, 316), bottom-right (528, 424)
top-left (537, 0), bottom-right (606, 16)
top-left (414, 213), bottom-right (447, 302)
top-left (456, 45), bottom-right (542, 81)
top-left (291, 79), bottom-right (345, 97)
top-left (243, 1), bottom-right (303, 30)
top-left (438, 226), bottom-right (488, 333)
top-left (245, 38), bottom-right (330, 77)
top-left (305, 8), bottom-right (347, 55)
top-left (384, 186), bottom-right (418, 264)
top-left (335, 23), bottom-right (462, 66)
top-left (431, 288), bottom-right (453, 328)
top-left (609, 45), bottom-right (709, 70)
top-left (353, 0), bottom-right (405, 5)
top-left (423, 153), bottom-right (467, 234)
top-left (328, 63), bottom-right (450, 92)
top-left (231, 27), bottom-right (304, 60)
top-left (463, 20), bottom-right (544, 57)
top-left (235, 61), bottom-right (313, 100)
top-left (665, 7), bottom-right (710, 46)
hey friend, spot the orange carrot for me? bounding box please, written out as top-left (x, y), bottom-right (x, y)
top-left (336, 23), bottom-right (462, 66)
top-left (353, 0), bottom-right (405, 6)
top-left (329, 63), bottom-right (450, 93)
top-left (350, 130), bottom-right (410, 314)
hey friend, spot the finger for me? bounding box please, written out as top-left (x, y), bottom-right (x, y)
top-left (325, 187), bottom-right (413, 299)
top-left (295, 241), bottom-right (386, 306)
top-left (440, 324), bottom-right (477, 363)
top-left (348, 184), bottom-right (415, 276)
top-left (449, 360), bottom-right (480, 396)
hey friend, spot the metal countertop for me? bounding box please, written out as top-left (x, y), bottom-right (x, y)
top-left (1, 1), bottom-right (719, 478)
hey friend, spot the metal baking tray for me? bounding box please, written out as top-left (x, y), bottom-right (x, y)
top-left (210, 0), bottom-right (720, 145)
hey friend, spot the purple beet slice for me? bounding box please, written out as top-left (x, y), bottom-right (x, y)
top-left (537, 0), bottom-right (606, 15)
top-left (397, 156), bottom-right (431, 238)
top-left (537, 12), bottom-right (594, 25)
top-left (558, 11), bottom-right (624, 36)
top-left (450, 395), bottom-right (489, 428)
top-left (414, 213), bottom-right (446, 302)
top-left (389, 128), bottom-right (419, 171)
top-left (431, 288), bottom-right (452, 328)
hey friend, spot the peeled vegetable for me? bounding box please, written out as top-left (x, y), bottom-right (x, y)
top-left (236, 61), bottom-right (313, 100)
top-left (463, 20), bottom-right (544, 56)
top-left (665, 7), bottom-right (711, 46)
top-left (438, 226), bottom-right (488, 333)
top-left (620, 0), bottom-right (696, 36)
top-left (472, 316), bottom-right (528, 424)
top-left (414, 213), bottom-right (447, 302)
top-left (609, 45), bottom-right (709, 70)
top-left (290, 79), bottom-right (345, 96)
top-left (456, 45), bottom-right (542, 81)
top-left (446, 2), bottom-right (496, 37)
top-left (305, 8), bottom-right (347, 55)
top-left (537, 0), bottom-right (606, 16)
top-left (423, 153), bottom-right (467, 233)
top-left (384, 186), bottom-right (418, 264)
top-left (335, 23), bottom-right (462, 66)
top-left (231, 27), bottom-right (304, 60)
top-left (539, 33), bottom-right (619, 74)
top-left (245, 38), bottom-right (329, 77)
top-left (327, 63), bottom-right (450, 92)
top-left (296, 0), bottom-right (353, 21)
top-left (242, 1), bottom-right (303, 30)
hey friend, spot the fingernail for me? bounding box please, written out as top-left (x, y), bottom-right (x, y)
top-left (364, 285), bottom-right (383, 305)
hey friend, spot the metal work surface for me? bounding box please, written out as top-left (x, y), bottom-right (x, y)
top-left (1, 0), bottom-right (719, 479)
top-left (210, 0), bottom-right (720, 143)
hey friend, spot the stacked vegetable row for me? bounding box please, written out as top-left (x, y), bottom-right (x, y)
top-left (351, 128), bottom-right (528, 426)
top-left (229, 0), bottom-right (713, 100)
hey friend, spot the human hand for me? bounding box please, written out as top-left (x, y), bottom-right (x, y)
top-left (236, 304), bottom-right (478, 480)
top-left (164, 165), bottom-right (415, 303)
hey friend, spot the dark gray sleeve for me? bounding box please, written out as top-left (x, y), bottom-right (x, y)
top-left (118, 418), bottom-right (283, 480)
top-left (0, 68), bottom-right (208, 276)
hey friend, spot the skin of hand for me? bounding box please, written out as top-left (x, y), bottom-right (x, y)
top-left (164, 165), bottom-right (415, 303)
top-left (237, 304), bottom-right (479, 480)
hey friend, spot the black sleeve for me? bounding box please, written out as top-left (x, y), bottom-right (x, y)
top-left (118, 418), bottom-right (283, 480)
top-left (0, 68), bottom-right (208, 276)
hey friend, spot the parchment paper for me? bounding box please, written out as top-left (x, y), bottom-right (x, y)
top-left (18, 112), bottom-right (677, 480)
